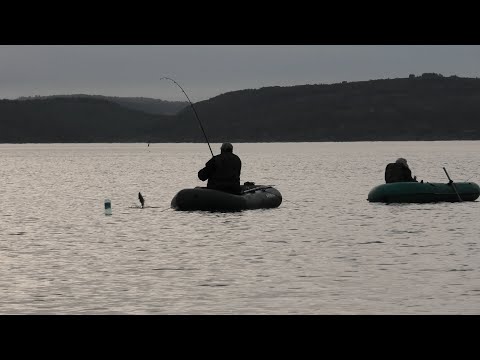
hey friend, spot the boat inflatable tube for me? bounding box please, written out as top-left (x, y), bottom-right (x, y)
top-left (171, 184), bottom-right (282, 211)
top-left (367, 181), bottom-right (480, 203)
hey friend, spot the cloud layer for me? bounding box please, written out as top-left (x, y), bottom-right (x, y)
top-left (1, 45), bottom-right (479, 101)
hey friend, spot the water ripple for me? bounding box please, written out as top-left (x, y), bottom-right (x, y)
top-left (1, 142), bottom-right (480, 314)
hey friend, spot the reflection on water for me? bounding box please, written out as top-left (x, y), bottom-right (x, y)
top-left (0, 142), bottom-right (479, 314)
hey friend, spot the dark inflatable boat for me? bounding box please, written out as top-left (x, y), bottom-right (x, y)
top-left (367, 181), bottom-right (480, 203)
top-left (171, 183), bottom-right (282, 211)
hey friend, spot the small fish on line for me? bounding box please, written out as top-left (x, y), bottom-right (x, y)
top-left (138, 192), bottom-right (145, 208)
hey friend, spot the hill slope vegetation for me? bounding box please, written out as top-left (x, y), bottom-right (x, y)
top-left (2, 74), bottom-right (480, 142)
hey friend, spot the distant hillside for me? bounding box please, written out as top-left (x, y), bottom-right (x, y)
top-left (3, 74), bottom-right (480, 142)
top-left (175, 73), bottom-right (480, 142)
top-left (17, 94), bottom-right (189, 115)
top-left (0, 97), bottom-right (181, 142)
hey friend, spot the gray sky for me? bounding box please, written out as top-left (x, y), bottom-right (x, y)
top-left (1, 45), bottom-right (479, 102)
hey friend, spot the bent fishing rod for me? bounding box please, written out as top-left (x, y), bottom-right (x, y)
top-left (160, 77), bottom-right (214, 158)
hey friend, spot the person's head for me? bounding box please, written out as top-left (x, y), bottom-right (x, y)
top-left (396, 158), bottom-right (408, 166)
top-left (220, 142), bottom-right (233, 154)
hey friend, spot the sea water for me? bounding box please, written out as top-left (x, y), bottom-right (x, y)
top-left (0, 141), bottom-right (479, 314)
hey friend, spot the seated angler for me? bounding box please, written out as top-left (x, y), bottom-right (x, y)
top-left (198, 142), bottom-right (242, 194)
top-left (385, 158), bottom-right (418, 183)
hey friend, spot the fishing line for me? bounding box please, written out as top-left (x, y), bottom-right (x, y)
top-left (160, 77), bottom-right (214, 157)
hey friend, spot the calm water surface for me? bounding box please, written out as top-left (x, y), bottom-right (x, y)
top-left (0, 142), bottom-right (479, 314)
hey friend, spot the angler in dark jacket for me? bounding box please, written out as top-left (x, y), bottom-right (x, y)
top-left (385, 158), bottom-right (417, 183)
top-left (198, 142), bottom-right (242, 194)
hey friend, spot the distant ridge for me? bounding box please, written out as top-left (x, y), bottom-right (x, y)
top-left (175, 73), bottom-right (480, 142)
top-left (16, 94), bottom-right (189, 115)
top-left (2, 74), bottom-right (480, 142)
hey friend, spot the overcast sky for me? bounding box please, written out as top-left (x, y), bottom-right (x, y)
top-left (1, 45), bottom-right (479, 102)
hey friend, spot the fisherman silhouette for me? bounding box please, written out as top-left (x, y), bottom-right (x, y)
top-left (198, 142), bottom-right (242, 194)
top-left (138, 192), bottom-right (145, 208)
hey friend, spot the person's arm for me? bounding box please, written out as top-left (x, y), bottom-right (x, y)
top-left (198, 157), bottom-right (215, 181)
top-left (406, 167), bottom-right (417, 182)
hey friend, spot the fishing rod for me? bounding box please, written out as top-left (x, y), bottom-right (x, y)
top-left (160, 77), bottom-right (214, 158)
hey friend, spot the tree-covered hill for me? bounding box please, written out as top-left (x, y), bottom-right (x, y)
top-left (0, 97), bottom-right (178, 142)
top-left (2, 74), bottom-right (480, 143)
top-left (176, 73), bottom-right (480, 142)
top-left (17, 95), bottom-right (189, 115)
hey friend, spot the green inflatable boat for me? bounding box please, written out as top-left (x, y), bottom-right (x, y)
top-left (367, 181), bottom-right (480, 203)
top-left (171, 184), bottom-right (282, 211)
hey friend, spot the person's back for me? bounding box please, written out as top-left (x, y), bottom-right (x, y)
top-left (385, 158), bottom-right (416, 183)
top-left (198, 143), bottom-right (242, 194)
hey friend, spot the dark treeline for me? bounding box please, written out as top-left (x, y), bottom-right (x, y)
top-left (0, 97), bottom-right (175, 142)
top-left (177, 73), bottom-right (480, 142)
top-left (16, 94), bottom-right (189, 115)
top-left (2, 74), bottom-right (480, 143)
